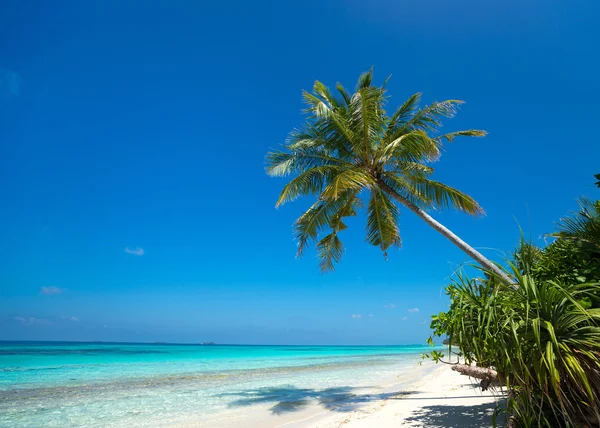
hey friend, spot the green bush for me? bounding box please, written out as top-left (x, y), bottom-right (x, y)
top-left (429, 181), bottom-right (600, 427)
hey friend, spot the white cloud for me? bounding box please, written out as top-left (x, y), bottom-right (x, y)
top-left (14, 316), bottom-right (48, 326)
top-left (60, 316), bottom-right (79, 322)
top-left (351, 314), bottom-right (362, 319)
top-left (40, 286), bottom-right (63, 295)
top-left (368, 314), bottom-right (373, 317)
top-left (408, 308), bottom-right (420, 313)
top-left (383, 303), bottom-right (396, 309)
top-left (124, 247), bottom-right (145, 256)
top-left (402, 316), bottom-right (408, 321)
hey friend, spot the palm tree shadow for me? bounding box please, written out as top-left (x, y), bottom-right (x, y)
top-left (220, 385), bottom-right (419, 415)
top-left (403, 401), bottom-right (504, 428)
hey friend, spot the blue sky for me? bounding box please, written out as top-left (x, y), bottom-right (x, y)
top-left (1, 0), bottom-right (599, 345)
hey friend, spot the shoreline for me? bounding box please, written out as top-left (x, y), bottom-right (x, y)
top-left (181, 360), bottom-right (436, 428)
top-left (196, 363), bottom-right (504, 428)
top-left (302, 364), bottom-right (504, 428)
top-left (2, 345), bottom-right (502, 427)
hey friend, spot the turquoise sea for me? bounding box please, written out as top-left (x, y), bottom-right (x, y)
top-left (0, 342), bottom-right (436, 427)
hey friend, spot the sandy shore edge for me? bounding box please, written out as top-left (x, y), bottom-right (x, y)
top-left (286, 364), bottom-right (505, 428)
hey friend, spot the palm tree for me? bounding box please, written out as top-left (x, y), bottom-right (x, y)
top-left (266, 70), bottom-right (511, 284)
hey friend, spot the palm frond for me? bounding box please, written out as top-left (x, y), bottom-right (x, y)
top-left (379, 173), bottom-right (431, 207)
top-left (316, 112), bottom-right (359, 156)
top-left (336, 82), bottom-right (352, 106)
top-left (285, 123), bottom-right (354, 161)
top-left (356, 68), bottom-right (373, 89)
top-left (321, 168), bottom-right (374, 200)
top-left (392, 100), bottom-right (464, 138)
top-left (394, 161), bottom-right (434, 177)
top-left (302, 90), bottom-right (332, 118)
top-left (275, 165), bottom-right (344, 207)
top-left (436, 129), bottom-right (487, 142)
top-left (300, 93), bottom-right (360, 159)
top-left (552, 197), bottom-right (600, 249)
top-left (384, 92), bottom-right (422, 139)
top-left (317, 233), bottom-right (344, 272)
top-left (316, 193), bottom-right (360, 272)
top-left (349, 86), bottom-right (387, 155)
top-left (377, 131), bottom-right (440, 164)
top-left (294, 196), bottom-right (352, 257)
top-left (366, 187), bottom-right (401, 252)
top-left (406, 178), bottom-right (484, 215)
top-left (265, 148), bottom-right (349, 177)
top-left (313, 80), bottom-right (341, 109)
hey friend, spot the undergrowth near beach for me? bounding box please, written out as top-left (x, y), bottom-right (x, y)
top-left (427, 175), bottom-right (600, 427)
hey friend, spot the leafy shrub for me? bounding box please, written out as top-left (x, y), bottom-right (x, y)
top-left (429, 180), bottom-right (600, 427)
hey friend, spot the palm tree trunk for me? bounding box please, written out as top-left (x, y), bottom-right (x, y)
top-left (382, 186), bottom-right (513, 285)
top-left (451, 365), bottom-right (502, 391)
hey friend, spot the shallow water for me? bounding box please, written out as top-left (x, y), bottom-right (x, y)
top-left (0, 342), bottom-right (433, 427)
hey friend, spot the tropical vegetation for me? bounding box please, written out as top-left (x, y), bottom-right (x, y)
top-left (266, 70), bottom-right (600, 426)
top-left (266, 70), bottom-right (511, 283)
top-left (428, 175), bottom-right (600, 427)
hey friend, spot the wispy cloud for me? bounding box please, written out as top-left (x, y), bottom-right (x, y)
top-left (0, 68), bottom-right (21, 98)
top-left (351, 314), bottom-right (362, 319)
top-left (402, 316), bottom-right (408, 321)
top-left (14, 316), bottom-right (49, 326)
top-left (368, 314), bottom-right (373, 317)
top-left (60, 316), bottom-right (79, 322)
top-left (40, 286), bottom-right (63, 295)
top-left (124, 247), bottom-right (145, 256)
top-left (383, 303), bottom-right (396, 309)
top-left (408, 308), bottom-right (420, 313)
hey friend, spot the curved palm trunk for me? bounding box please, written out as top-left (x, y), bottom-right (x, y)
top-left (383, 186), bottom-right (513, 285)
top-left (451, 365), bottom-right (502, 391)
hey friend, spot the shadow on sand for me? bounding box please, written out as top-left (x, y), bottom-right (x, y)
top-left (222, 385), bottom-right (504, 426)
top-left (403, 401), bottom-right (503, 428)
top-left (220, 385), bottom-right (418, 415)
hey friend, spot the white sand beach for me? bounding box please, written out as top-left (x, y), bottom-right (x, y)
top-left (300, 364), bottom-right (504, 428)
top-left (199, 363), bottom-right (504, 428)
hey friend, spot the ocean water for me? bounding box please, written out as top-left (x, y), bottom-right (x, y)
top-left (0, 342), bottom-right (435, 427)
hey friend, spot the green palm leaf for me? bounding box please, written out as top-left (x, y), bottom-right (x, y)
top-left (294, 196), bottom-right (351, 257)
top-left (321, 168), bottom-right (373, 200)
top-left (317, 233), bottom-right (344, 272)
top-left (366, 187), bottom-right (401, 252)
top-left (266, 69), bottom-right (506, 279)
top-left (385, 92), bottom-right (422, 139)
top-left (552, 197), bottom-right (600, 249)
top-left (436, 129), bottom-right (487, 142)
top-left (275, 165), bottom-right (343, 207)
top-left (406, 178), bottom-right (485, 215)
